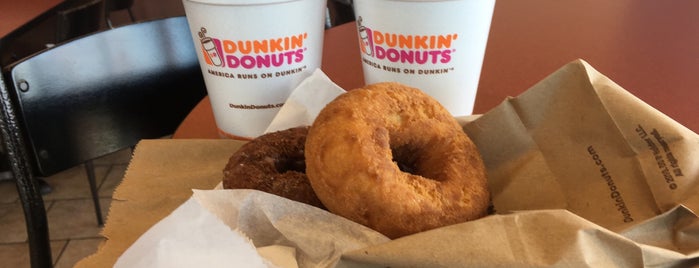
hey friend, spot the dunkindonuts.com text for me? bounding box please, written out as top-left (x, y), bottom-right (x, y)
top-left (587, 145), bottom-right (634, 223)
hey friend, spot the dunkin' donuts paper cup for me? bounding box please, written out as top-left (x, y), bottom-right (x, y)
top-left (353, 0), bottom-right (495, 116)
top-left (183, 0), bottom-right (326, 139)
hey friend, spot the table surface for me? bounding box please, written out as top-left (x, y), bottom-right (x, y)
top-left (174, 0), bottom-right (699, 139)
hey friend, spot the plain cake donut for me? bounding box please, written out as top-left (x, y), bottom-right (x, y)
top-left (304, 82), bottom-right (490, 238)
top-left (223, 126), bottom-right (324, 209)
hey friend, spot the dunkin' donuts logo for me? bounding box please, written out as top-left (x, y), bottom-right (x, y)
top-left (357, 17), bottom-right (456, 65)
top-left (198, 27), bottom-right (307, 69)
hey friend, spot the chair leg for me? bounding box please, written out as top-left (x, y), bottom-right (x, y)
top-left (84, 160), bottom-right (104, 226)
top-left (126, 8), bottom-right (136, 22)
top-left (106, 8), bottom-right (136, 29)
top-left (36, 178), bottom-right (52, 195)
top-left (106, 16), bottom-right (114, 29)
top-left (1, 74), bottom-right (52, 267)
top-left (15, 170), bottom-right (53, 268)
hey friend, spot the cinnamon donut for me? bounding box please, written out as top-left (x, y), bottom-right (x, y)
top-left (305, 82), bottom-right (490, 238)
top-left (223, 126), bottom-right (324, 209)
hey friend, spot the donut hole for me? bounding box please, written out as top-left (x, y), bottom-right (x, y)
top-left (391, 144), bottom-right (427, 178)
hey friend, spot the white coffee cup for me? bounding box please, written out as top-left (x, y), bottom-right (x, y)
top-left (353, 0), bottom-right (495, 116)
top-left (183, 0), bottom-right (327, 139)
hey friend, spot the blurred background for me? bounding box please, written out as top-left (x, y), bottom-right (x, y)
top-left (1, 0), bottom-right (355, 67)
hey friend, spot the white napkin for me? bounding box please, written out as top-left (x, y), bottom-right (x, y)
top-left (114, 198), bottom-right (269, 268)
top-left (265, 68), bottom-right (346, 133)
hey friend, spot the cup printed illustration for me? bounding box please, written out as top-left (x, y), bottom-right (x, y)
top-left (357, 17), bottom-right (373, 57)
top-left (199, 27), bottom-right (224, 67)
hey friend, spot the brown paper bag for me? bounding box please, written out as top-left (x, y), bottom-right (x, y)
top-left (340, 59), bottom-right (699, 267)
top-left (463, 59), bottom-right (698, 229)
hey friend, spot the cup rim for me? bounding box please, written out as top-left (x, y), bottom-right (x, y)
top-left (354, 0), bottom-right (480, 2)
top-left (183, 0), bottom-right (302, 6)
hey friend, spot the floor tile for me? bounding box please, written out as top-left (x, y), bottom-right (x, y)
top-left (0, 180), bottom-right (18, 204)
top-left (99, 164), bottom-right (127, 198)
top-left (0, 142), bottom-right (159, 266)
top-left (41, 165), bottom-right (109, 202)
top-left (46, 198), bottom-right (111, 240)
top-left (54, 238), bottom-right (105, 268)
top-left (0, 202), bottom-right (29, 243)
top-left (0, 240), bottom-right (66, 268)
top-left (0, 243), bottom-right (32, 268)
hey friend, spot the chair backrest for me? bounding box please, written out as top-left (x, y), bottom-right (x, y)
top-left (5, 16), bottom-right (206, 176)
top-left (56, 0), bottom-right (104, 43)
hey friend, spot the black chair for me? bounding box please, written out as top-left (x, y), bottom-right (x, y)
top-left (55, 0), bottom-right (104, 43)
top-left (327, 0), bottom-right (355, 28)
top-left (105, 0), bottom-right (136, 28)
top-left (0, 16), bottom-right (206, 268)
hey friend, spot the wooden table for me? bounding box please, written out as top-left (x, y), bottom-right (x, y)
top-left (174, 0), bottom-right (699, 139)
